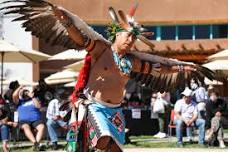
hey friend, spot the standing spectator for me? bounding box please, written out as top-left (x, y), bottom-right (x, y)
top-left (153, 92), bottom-right (170, 138)
top-left (150, 93), bottom-right (158, 119)
top-left (0, 95), bottom-right (10, 152)
top-left (190, 79), bottom-right (208, 103)
top-left (46, 94), bottom-right (68, 150)
top-left (13, 86), bottom-right (45, 151)
top-left (190, 79), bottom-right (208, 119)
top-left (206, 90), bottom-right (227, 148)
top-left (174, 87), bottom-right (205, 147)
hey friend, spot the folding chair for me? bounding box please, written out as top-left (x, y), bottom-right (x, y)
top-left (167, 109), bottom-right (176, 138)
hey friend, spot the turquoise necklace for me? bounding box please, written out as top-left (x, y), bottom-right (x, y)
top-left (112, 47), bottom-right (132, 75)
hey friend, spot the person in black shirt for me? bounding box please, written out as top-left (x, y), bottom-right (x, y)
top-left (0, 95), bottom-right (11, 152)
top-left (206, 90), bottom-right (227, 148)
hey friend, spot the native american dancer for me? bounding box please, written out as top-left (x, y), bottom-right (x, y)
top-left (1, 1), bottom-right (215, 151)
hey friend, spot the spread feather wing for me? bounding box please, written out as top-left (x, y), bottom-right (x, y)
top-left (0, 0), bottom-right (109, 49)
top-left (130, 51), bottom-right (215, 92)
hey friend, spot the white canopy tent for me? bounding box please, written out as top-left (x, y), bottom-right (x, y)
top-left (204, 78), bottom-right (223, 85)
top-left (0, 40), bottom-right (51, 93)
top-left (45, 78), bottom-right (76, 85)
top-left (208, 49), bottom-right (228, 60)
top-left (64, 60), bottom-right (84, 72)
top-left (64, 81), bottom-right (77, 87)
top-left (45, 70), bottom-right (78, 85)
top-left (49, 49), bottom-right (86, 60)
top-left (203, 59), bottom-right (228, 70)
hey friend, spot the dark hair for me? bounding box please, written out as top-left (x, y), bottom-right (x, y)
top-left (9, 80), bottom-right (19, 90)
top-left (21, 89), bottom-right (29, 99)
top-left (4, 81), bottom-right (19, 102)
top-left (209, 89), bottom-right (219, 96)
top-left (33, 79), bottom-right (54, 106)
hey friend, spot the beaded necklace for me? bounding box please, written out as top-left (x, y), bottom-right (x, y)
top-left (111, 47), bottom-right (132, 75)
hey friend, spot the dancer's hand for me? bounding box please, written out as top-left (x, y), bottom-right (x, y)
top-left (53, 6), bottom-right (72, 28)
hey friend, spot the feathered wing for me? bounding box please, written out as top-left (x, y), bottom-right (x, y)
top-left (129, 51), bottom-right (215, 92)
top-left (0, 0), bottom-right (109, 50)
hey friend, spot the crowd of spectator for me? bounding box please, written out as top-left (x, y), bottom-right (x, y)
top-left (0, 79), bottom-right (227, 151)
top-left (150, 81), bottom-right (227, 148)
top-left (0, 80), bottom-right (69, 152)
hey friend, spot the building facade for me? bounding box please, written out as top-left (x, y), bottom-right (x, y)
top-left (34, 0), bottom-right (228, 94)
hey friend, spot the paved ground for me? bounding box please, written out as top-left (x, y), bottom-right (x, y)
top-left (124, 148), bottom-right (228, 152)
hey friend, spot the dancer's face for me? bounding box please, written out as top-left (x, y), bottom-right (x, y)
top-left (115, 32), bottom-right (136, 54)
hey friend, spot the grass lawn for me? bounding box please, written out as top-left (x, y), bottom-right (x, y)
top-left (125, 141), bottom-right (209, 148)
top-left (126, 135), bottom-right (201, 148)
top-left (6, 130), bottom-right (228, 151)
top-left (224, 129), bottom-right (228, 134)
top-left (10, 145), bottom-right (66, 152)
top-left (11, 147), bottom-right (33, 152)
top-left (125, 133), bottom-right (228, 149)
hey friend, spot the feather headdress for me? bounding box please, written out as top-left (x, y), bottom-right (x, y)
top-left (107, 2), bottom-right (154, 48)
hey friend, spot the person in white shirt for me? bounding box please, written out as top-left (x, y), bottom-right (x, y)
top-left (190, 79), bottom-right (208, 120)
top-left (46, 95), bottom-right (67, 150)
top-left (174, 87), bottom-right (205, 147)
top-left (153, 92), bottom-right (171, 138)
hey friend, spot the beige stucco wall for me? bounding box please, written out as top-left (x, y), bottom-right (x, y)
top-left (48, 0), bottom-right (228, 25)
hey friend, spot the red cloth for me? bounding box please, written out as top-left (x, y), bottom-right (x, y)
top-left (0, 98), bottom-right (5, 105)
top-left (71, 53), bottom-right (91, 103)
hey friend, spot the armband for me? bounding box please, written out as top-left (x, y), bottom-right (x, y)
top-left (85, 39), bottom-right (95, 52)
top-left (61, 18), bottom-right (73, 28)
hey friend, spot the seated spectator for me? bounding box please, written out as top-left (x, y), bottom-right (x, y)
top-left (46, 94), bottom-right (68, 150)
top-left (206, 90), bottom-right (227, 148)
top-left (13, 86), bottom-right (45, 151)
top-left (0, 95), bottom-right (11, 152)
top-left (174, 87), bottom-right (205, 147)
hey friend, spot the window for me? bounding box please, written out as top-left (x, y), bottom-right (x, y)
top-left (91, 25), bottom-right (108, 39)
top-left (214, 24), bottom-right (228, 38)
top-left (178, 26), bottom-right (192, 39)
top-left (161, 26), bottom-right (176, 40)
top-left (195, 25), bottom-right (210, 39)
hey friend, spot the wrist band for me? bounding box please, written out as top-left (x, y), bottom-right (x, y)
top-left (178, 65), bottom-right (184, 71)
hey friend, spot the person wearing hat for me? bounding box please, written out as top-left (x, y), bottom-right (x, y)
top-left (174, 87), bottom-right (206, 147)
top-left (2, 1), bottom-right (215, 151)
